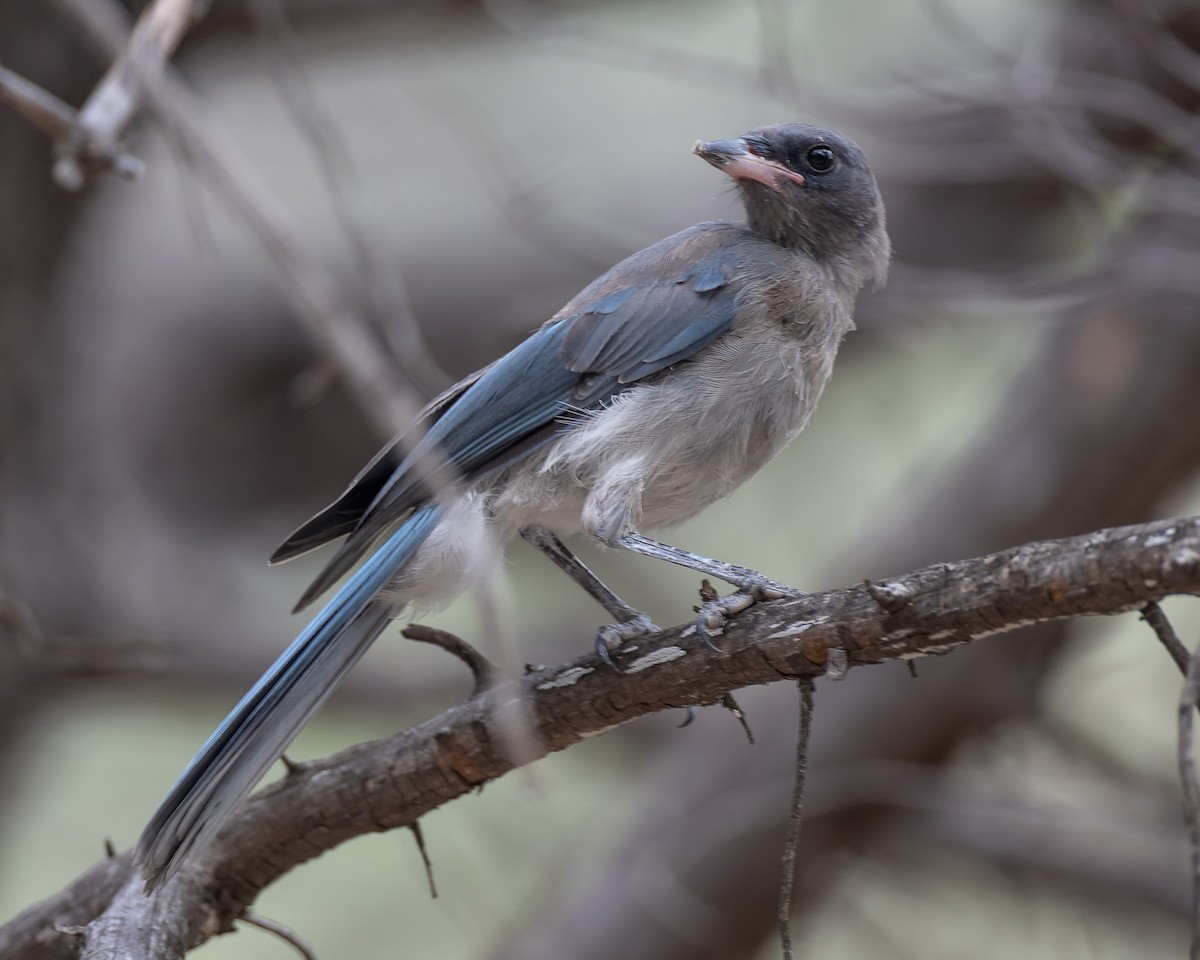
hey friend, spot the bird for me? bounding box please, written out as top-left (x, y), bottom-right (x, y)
top-left (135, 121), bottom-right (890, 890)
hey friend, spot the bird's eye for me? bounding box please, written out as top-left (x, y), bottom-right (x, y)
top-left (806, 145), bottom-right (836, 173)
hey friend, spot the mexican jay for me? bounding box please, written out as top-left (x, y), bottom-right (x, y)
top-left (136, 121), bottom-right (890, 889)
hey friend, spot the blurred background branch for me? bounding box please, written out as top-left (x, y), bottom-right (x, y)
top-left (0, 59), bottom-right (145, 187)
top-left (50, 0), bottom-right (207, 189)
top-left (49, 0), bottom-right (434, 441)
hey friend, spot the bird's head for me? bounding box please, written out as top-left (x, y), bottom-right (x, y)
top-left (694, 123), bottom-right (890, 288)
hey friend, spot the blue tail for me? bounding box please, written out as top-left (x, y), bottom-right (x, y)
top-left (135, 504), bottom-right (444, 889)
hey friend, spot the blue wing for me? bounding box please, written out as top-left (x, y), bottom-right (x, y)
top-left (557, 222), bottom-right (745, 382)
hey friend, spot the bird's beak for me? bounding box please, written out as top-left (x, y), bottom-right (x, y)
top-left (693, 138), bottom-right (805, 190)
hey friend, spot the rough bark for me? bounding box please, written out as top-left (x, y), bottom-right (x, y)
top-left (2, 515), bottom-right (1198, 960)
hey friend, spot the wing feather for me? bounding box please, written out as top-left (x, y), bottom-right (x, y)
top-left (288, 221), bottom-right (759, 608)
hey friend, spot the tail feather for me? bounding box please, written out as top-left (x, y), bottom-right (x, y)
top-left (135, 505), bottom-right (443, 890)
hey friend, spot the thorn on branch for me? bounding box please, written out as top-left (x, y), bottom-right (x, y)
top-left (103, 838), bottom-right (116, 858)
top-left (403, 624), bottom-right (500, 696)
top-left (677, 705), bottom-right (697, 728)
top-left (409, 821), bottom-right (438, 900)
top-left (1143, 601), bottom-right (1191, 674)
top-left (720, 693), bottom-right (755, 745)
top-left (279, 753), bottom-right (306, 777)
top-left (864, 577), bottom-right (915, 613)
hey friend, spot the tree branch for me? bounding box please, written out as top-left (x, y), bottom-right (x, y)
top-left (3, 515), bottom-right (1199, 960)
top-left (0, 59), bottom-right (143, 188)
top-left (48, 0), bottom-right (431, 442)
top-left (50, 0), bottom-right (207, 190)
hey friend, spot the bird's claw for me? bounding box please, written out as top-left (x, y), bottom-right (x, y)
top-left (695, 576), bottom-right (802, 648)
top-left (695, 591), bottom-right (754, 648)
top-left (595, 613), bottom-right (659, 670)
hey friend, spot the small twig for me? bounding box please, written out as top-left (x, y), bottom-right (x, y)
top-left (408, 821), bottom-right (438, 899)
top-left (402, 624), bottom-right (500, 696)
top-left (0, 60), bottom-right (143, 187)
top-left (1144, 601), bottom-right (1191, 674)
top-left (1180, 639), bottom-right (1200, 960)
top-left (0, 62), bottom-right (77, 139)
top-left (56, 0), bottom-right (207, 189)
top-left (778, 677), bottom-right (815, 960)
top-left (720, 693), bottom-right (755, 745)
top-left (1145, 587), bottom-right (1200, 942)
top-left (240, 911), bottom-right (317, 960)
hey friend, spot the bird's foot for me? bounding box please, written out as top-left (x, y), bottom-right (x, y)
top-left (695, 575), bottom-right (802, 649)
top-left (595, 613), bottom-right (659, 671)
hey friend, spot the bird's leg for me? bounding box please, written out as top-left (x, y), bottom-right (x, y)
top-left (520, 526), bottom-right (658, 667)
top-left (521, 526), bottom-right (646, 621)
top-left (613, 533), bottom-right (796, 594)
top-left (612, 532), bottom-right (802, 646)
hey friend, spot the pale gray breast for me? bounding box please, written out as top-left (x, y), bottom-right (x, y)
top-left (539, 320), bottom-right (830, 533)
top-left (638, 327), bottom-right (823, 522)
top-left (489, 262), bottom-right (855, 537)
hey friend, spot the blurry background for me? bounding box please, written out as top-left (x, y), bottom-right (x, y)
top-left (3, 0), bottom-right (1200, 956)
